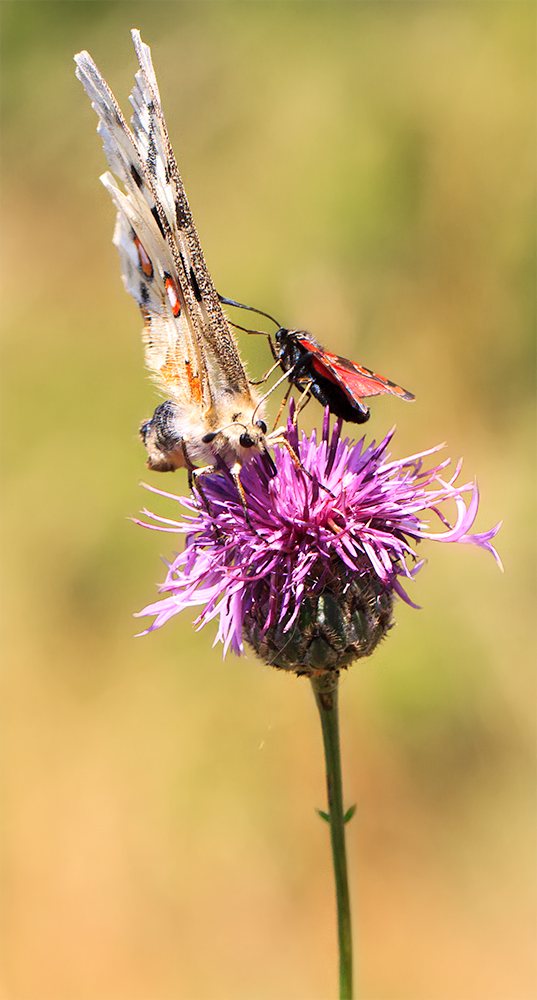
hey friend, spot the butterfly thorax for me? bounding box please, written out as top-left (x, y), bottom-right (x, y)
top-left (140, 388), bottom-right (267, 472)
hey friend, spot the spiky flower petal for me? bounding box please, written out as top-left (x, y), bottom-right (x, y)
top-left (135, 410), bottom-right (501, 674)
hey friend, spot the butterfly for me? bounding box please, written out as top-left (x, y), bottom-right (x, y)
top-left (220, 297), bottom-right (415, 425)
top-left (75, 30), bottom-right (277, 489)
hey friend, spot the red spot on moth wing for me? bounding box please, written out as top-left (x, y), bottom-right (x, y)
top-left (336, 362), bottom-right (415, 400)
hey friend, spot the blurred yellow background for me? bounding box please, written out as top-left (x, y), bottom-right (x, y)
top-left (1, 3), bottom-right (535, 998)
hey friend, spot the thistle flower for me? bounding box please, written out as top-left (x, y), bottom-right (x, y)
top-left (135, 408), bottom-right (501, 677)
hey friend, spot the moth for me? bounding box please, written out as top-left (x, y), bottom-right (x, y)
top-left (75, 30), bottom-right (276, 487)
top-left (221, 297), bottom-right (415, 425)
top-left (272, 329), bottom-right (415, 422)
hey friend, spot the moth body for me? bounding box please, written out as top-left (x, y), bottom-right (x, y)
top-left (273, 327), bottom-right (414, 425)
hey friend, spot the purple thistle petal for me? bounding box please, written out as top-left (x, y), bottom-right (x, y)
top-left (135, 410), bottom-right (502, 658)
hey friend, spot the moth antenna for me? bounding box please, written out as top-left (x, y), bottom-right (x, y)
top-left (218, 294), bottom-right (282, 330)
top-left (228, 320), bottom-right (272, 338)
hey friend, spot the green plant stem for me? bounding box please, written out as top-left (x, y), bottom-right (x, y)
top-left (311, 673), bottom-right (353, 1000)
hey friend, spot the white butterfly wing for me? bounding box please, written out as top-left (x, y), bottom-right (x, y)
top-left (127, 30), bottom-right (251, 398)
top-left (75, 37), bottom-right (252, 422)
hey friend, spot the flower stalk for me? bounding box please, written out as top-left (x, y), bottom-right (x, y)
top-left (135, 407), bottom-right (502, 996)
top-left (311, 673), bottom-right (353, 999)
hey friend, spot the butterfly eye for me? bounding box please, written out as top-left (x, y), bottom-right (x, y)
top-left (255, 420), bottom-right (267, 434)
top-left (139, 419), bottom-right (151, 444)
top-left (239, 432), bottom-right (255, 449)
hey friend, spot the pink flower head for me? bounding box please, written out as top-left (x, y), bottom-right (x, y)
top-left (135, 408), bottom-right (501, 672)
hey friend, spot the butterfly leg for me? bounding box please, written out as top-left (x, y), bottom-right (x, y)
top-left (179, 442), bottom-right (212, 512)
top-left (190, 468), bottom-right (223, 522)
top-left (229, 464), bottom-right (255, 527)
top-left (191, 459), bottom-right (257, 531)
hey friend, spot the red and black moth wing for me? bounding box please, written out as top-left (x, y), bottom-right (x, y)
top-left (275, 329), bottom-right (415, 425)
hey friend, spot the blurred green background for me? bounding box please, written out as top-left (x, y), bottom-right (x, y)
top-left (1, 3), bottom-right (535, 998)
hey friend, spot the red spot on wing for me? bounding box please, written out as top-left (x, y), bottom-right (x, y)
top-left (185, 359), bottom-right (202, 404)
top-left (134, 236), bottom-right (154, 279)
top-left (159, 353), bottom-right (202, 406)
top-left (165, 275), bottom-right (182, 317)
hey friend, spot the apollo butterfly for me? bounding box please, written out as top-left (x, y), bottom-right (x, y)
top-left (75, 30), bottom-right (278, 489)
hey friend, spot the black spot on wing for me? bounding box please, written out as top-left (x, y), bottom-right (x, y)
top-left (175, 201), bottom-right (188, 229)
top-left (189, 267), bottom-right (202, 303)
top-left (130, 164), bottom-right (143, 189)
top-left (334, 355), bottom-right (360, 374)
top-left (151, 205), bottom-right (166, 239)
top-left (140, 283), bottom-right (150, 304)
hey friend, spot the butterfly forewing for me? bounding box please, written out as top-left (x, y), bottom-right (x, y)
top-left (75, 31), bottom-right (265, 476)
top-left (128, 31), bottom-right (251, 400)
top-left (75, 49), bottom-right (209, 414)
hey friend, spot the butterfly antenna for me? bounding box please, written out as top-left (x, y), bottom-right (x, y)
top-left (251, 364), bottom-right (301, 424)
top-left (201, 421), bottom-right (250, 445)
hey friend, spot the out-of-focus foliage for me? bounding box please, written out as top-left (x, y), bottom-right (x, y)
top-left (1, 3), bottom-right (534, 998)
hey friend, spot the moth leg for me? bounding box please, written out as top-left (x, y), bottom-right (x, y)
top-left (291, 384), bottom-right (313, 425)
top-left (249, 358), bottom-right (281, 387)
top-left (267, 431), bottom-right (335, 500)
top-left (271, 375), bottom-right (311, 433)
top-left (271, 382), bottom-right (294, 431)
